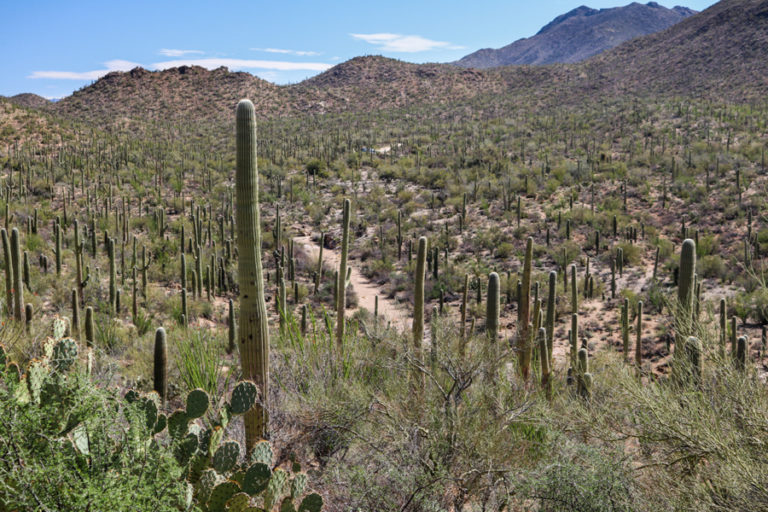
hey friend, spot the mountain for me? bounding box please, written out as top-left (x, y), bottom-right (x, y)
top-left (454, 2), bottom-right (697, 68)
top-left (583, 0), bottom-right (768, 99)
top-left (41, 0), bottom-right (768, 126)
top-left (52, 65), bottom-right (281, 125)
top-left (4, 93), bottom-right (51, 109)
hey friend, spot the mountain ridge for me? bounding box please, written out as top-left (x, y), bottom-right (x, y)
top-left (28, 0), bottom-right (768, 126)
top-left (455, 1), bottom-right (697, 68)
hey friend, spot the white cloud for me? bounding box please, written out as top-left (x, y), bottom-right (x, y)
top-left (251, 47), bottom-right (321, 56)
top-left (28, 59), bottom-right (141, 80)
top-left (151, 58), bottom-right (332, 72)
top-left (159, 49), bottom-right (204, 57)
top-left (350, 33), bottom-right (464, 53)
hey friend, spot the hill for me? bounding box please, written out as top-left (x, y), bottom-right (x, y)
top-left (40, 0), bottom-right (768, 125)
top-left (4, 93), bottom-right (51, 109)
top-left (583, 0), bottom-right (768, 99)
top-left (454, 2), bottom-right (696, 68)
top-left (52, 65), bottom-right (281, 125)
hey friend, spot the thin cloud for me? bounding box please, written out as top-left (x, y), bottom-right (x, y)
top-left (350, 33), bottom-right (464, 53)
top-left (251, 47), bottom-right (321, 56)
top-left (159, 49), bottom-right (204, 57)
top-left (28, 59), bottom-right (141, 80)
top-left (151, 58), bottom-right (332, 72)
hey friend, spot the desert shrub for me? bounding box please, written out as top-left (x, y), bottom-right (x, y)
top-left (698, 254), bottom-right (726, 279)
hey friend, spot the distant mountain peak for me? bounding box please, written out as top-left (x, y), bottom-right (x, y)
top-left (455, 1), bottom-right (697, 68)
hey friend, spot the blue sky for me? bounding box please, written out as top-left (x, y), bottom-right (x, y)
top-left (1, 0), bottom-right (717, 99)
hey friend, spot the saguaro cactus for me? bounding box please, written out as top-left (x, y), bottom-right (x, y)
top-left (1, 228), bottom-right (11, 317)
top-left (10, 228), bottom-right (22, 321)
top-left (336, 199), bottom-right (351, 346)
top-left (518, 237), bottom-right (533, 379)
top-left (545, 270), bottom-right (556, 367)
top-left (636, 300), bottom-right (643, 370)
top-left (85, 306), bottom-right (94, 347)
top-left (413, 237), bottom-right (427, 350)
top-left (676, 239), bottom-right (696, 349)
top-left (235, 99), bottom-right (271, 450)
top-left (487, 272), bottom-right (500, 343)
top-left (154, 327), bottom-right (167, 407)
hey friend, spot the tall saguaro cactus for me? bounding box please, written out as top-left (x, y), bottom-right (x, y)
top-left (487, 272), bottom-right (500, 343)
top-left (413, 237), bottom-right (428, 350)
top-left (235, 99), bottom-right (271, 451)
top-left (676, 239), bottom-right (696, 349)
top-left (518, 237), bottom-right (533, 379)
top-left (336, 199), bottom-right (351, 346)
top-left (10, 228), bottom-right (23, 321)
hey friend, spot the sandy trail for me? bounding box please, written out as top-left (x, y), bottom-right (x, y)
top-left (293, 229), bottom-right (411, 331)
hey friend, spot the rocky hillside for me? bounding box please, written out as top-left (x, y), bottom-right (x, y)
top-left (583, 0), bottom-right (768, 99)
top-left (4, 93), bottom-right (51, 110)
top-left (36, 0), bottom-right (768, 125)
top-left (52, 65), bottom-right (281, 125)
top-left (454, 2), bottom-right (696, 68)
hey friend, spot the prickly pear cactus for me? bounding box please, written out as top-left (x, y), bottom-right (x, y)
top-left (264, 468), bottom-right (288, 510)
top-left (27, 359), bottom-right (49, 404)
top-left (250, 439), bottom-right (274, 466)
top-left (242, 462), bottom-right (271, 495)
top-left (51, 338), bottom-right (78, 371)
top-left (213, 440), bottom-right (241, 473)
top-left (298, 493), bottom-right (323, 512)
top-left (170, 382), bottom-right (323, 511)
top-left (52, 315), bottom-right (69, 340)
top-left (207, 480), bottom-right (240, 512)
top-left (186, 388), bottom-right (210, 419)
top-left (229, 380), bottom-right (259, 415)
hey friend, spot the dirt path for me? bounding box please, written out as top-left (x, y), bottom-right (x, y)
top-left (293, 228), bottom-right (411, 331)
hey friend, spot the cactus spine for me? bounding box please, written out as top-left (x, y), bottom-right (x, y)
top-left (235, 99), bottom-right (271, 449)
top-left (336, 199), bottom-right (351, 346)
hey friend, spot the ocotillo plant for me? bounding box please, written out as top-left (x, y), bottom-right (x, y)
top-left (413, 237), bottom-right (427, 351)
top-left (336, 198), bottom-right (351, 346)
top-left (518, 237), bottom-right (533, 379)
top-left (235, 99), bottom-right (271, 450)
top-left (154, 327), bottom-right (167, 407)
